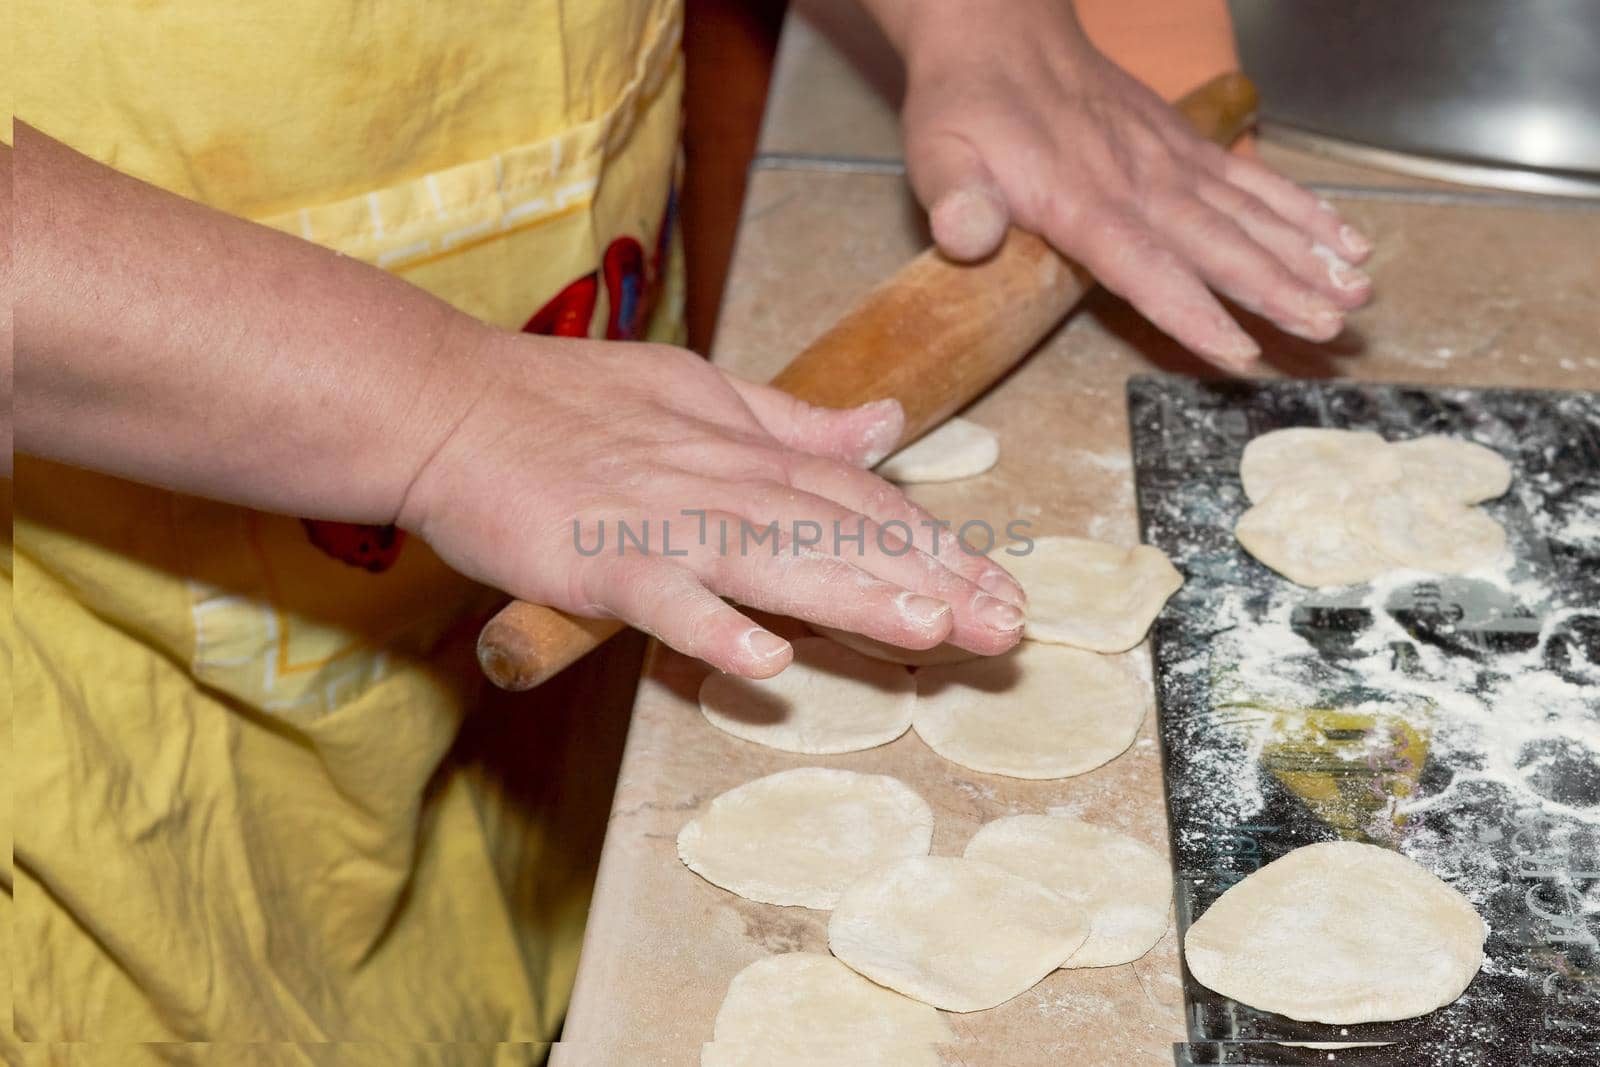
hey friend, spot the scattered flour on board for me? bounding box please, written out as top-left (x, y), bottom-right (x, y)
top-left (1159, 452), bottom-right (1599, 939)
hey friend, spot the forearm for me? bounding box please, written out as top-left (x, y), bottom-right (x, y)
top-left (858, 0), bottom-right (1092, 71)
top-left (13, 123), bottom-right (491, 523)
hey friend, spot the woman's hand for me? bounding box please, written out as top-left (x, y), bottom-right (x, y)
top-left (16, 125), bottom-right (1022, 680)
top-left (398, 332), bottom-right (1027, 677)
top-left (870, 0), bottom-right (1374, 370)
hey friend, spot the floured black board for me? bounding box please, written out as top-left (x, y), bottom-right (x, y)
top-left (1126, 376), bottom-right (1600, 1067)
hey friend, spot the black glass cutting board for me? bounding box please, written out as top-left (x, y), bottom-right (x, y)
top-left (1127, 376), bottom-right (1599, 1067)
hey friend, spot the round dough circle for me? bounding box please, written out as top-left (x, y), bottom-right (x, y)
top-left (875, 417), bottom-right (999, 483)
top-left (678, 768), bottom-right (934, 909)
top-left (992, 536), bottom-right (1183, 652)
top-left (704, 952), bottom-right (952, 1067)
top-left (963, 815), bottom-right (1171, 967)
top-left (808, 623), bottom-right (979, 668)
top-left (1183, 841), bottom-right (1486, 1024)
top-left (1239, 428), bottom-right (1401, 503)
top-left (913, 642), bottom-right (1148, 780)
top-left (1235, 482), bottom-right (1392, 588)
top-left (828, 856), bottom-right (1089, 1012)
top-left (700, 638), bottom-right (915, 754)
top-left (1390, 435), bottom-right (1511, 504)
top-left (1350, 486), bottom-right (1507, 574)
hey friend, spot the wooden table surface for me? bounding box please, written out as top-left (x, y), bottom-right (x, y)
top-left (551, 11), bottom-right (1600, 1066)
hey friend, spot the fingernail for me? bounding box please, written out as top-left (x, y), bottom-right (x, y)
top-left (742, 629), bottom-right (792, 663)
top-left (979, 568), bottom-right (1027, 606)
top-left (897, 592), bottom-right (952, 628)
top-left (1331, 262), bottom-right (1370, 292)
top-left (1294, 304), bottom-right (1345, 341)
top-left (975, 594), bottom-right (1025, 632)
top-left (1340, 224), bottom-right (1372, 259)
top-left (1217, 332), bottom-right (1261, 370)
top-left (1311, 243), bottom-right (1370, 293)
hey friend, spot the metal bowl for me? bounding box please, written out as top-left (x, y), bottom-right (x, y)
top-left (1229, 0), bottom-right (1600, 197)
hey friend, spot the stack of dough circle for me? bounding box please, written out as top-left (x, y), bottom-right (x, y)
top-left (1183, 841), bottom-right (1487, 1024)
top-left (1239, 428), bottom-right (1401, 502)
top-left (698, 638), bottom-right (916, 754)
top-left (962, 814), bottom-right (1172, 967)
top-left (1235, 428), bottom-right (1512, 587)
top-left (1350, 485), bottom-right (1508, 571)
top-left (677, 768), bottom-right (934, 909)
top-left (992, 536), bottom-right (1183, 652)
top-left (827, 856), bottom-right (1089, 1012)
top-left (1390, 435), bottom-right (1513, 503)
top-left (913, 641), bottom-right (1148, 779)
top-left (1235, 482), bottom-right (1392, 587)
top-left (702, 953), bottom-right (953, 1067)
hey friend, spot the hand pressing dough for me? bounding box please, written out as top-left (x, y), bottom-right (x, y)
top-left (808, 622), bottom-right (978, 668)
top-left (677, 768), bottom-right (934, 909)
top-left (700, 638), bottom-right (915, 754)
top-left (1350, 486), bottom-right (1507, 573)
top-left (963, 815), bottom-right (1171, 967)
top-left (1183, 841), bottom-right (1486, 1024)
top-left (992, 536), bottom-right (1183, 652)
top-left (828, 856), bottom-right (1089, 1012)
top-left (1240, 428), bottom-right (1402, 503)
top-left (875, 417), bottom-right (999, 483)
top-left (1390, 435), bottom-right (1512, 504)
top-left (913, 641), bottom-right (1147, 780)
top-left (1235, 483), bottom-right (1393, 588)
top-left (702, 953), bottom-right (952, 1067)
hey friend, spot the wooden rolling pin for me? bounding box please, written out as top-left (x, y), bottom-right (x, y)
top-left (478, 71), bottom-right (1259, 691)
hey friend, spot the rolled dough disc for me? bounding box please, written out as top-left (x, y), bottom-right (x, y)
top-left (962, 814), bottom-right (1171, 967)
top-left (828, 856), bottom-right (1089, 1012)
top-left (702, 952), bottom-right (952, 1067)
top-left (1183, 841), bottom-right (1486, 1024)
top-left (1351, 486), bottom-right (1507, 573)
top-left (875, 417), bottom-right (999, 483)
top-left (991, 536), bottom-right (1183, 652)
top-left (913, 641), bottom-right (1147, 780)
top-left (808, 622), bottom-right (978, 668)
top-left (1239, 428), bottom-right (1402, 503)
top-left (699, 638), bottom-right (915, 754)
top-left (677, 768), bottom-right (934, 909)
top-left (1235, 482), bottom-right (1392, 588)
top-left (1390, 435), bottom-right (1512, 504)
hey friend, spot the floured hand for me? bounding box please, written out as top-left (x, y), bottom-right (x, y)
top-left (866, 0), bottom-right (1374, 370)
top-left (398, 332), bottom-right (1027, 677)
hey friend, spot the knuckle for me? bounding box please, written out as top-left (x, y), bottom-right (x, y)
top-left (1082, 212), bottom-right (1144, 255)
top-left (678, 595), bottom-right (733, 653)
top-left (1127, 236), bottom-right (1186, 278)
top-left (864, 477), bottom-right (910, 518)
top-left (658, 344), bottom-right (710, 373)
top-left (1236, 198), bottom-right (1281, 232)
top-left (1191, 140), bottom-right (1230, 169)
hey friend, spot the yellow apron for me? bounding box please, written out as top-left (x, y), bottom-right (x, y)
top-left (5, 1), bottom-right (684, 1062)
